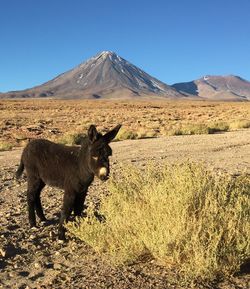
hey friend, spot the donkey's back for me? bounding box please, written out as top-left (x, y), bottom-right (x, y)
top-left (17, 139), bottom-right (81, 189)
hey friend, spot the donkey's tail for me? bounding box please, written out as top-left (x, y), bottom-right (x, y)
top-left (16, 158), bottom-right (24, 179)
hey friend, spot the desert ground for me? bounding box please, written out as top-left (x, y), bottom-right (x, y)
top-left (0, 99), bottom-right (250, 289)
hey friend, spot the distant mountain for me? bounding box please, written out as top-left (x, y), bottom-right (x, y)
top-left (0, 51), bottom-right (181, 99)
top-left (172, 75), bottom-right (250, 101)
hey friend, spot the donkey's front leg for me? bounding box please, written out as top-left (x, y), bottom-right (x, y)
top-left (58, 191), bottom-right (75, 240)
top-left (74, 190), bottom-right (87, 217)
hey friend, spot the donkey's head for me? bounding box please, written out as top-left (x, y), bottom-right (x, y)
top-left (86, 124), bottom-right (121, 181)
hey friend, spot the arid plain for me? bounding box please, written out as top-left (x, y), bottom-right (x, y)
top-left (0, 99), bottom-right (250, 147)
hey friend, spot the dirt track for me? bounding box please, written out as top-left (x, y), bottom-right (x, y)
top-left (0, 130), bottom-right (250, 289)
top-left (1, 129), bottom-right (250, 173)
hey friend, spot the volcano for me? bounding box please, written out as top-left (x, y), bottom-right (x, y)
top-left (1, 51), bottom-right (181, 99)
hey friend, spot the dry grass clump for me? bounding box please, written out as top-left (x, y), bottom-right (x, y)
top-left (0, 141), bottom-right (13, 151)
top-left (115, 128), bottom-right (139, 141)
top-left (115, 127), bottom-right (157, 141)
top-left (168, 124), bottom-right (210, 136)
top-left (58, 132), bottom-right (86, 145)
top-left (208, 122), bottom-right (230, 133)
top-left (229, 120), bottom-right (250, 130)
top-left (67, 162), bottom-right (250, 283)
top-left (167, 122), bottom-right (230, 136)
top-left (136, 127), bottom-right (158, 139)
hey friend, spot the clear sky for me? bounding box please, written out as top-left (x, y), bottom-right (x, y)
top-left (0, 0), bottom-right (250, 92)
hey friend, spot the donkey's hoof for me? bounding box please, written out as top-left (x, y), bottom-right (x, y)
top-left (30, 225), bottom-right (38, 230)
top-left (57, 239), bottom-right (65, 244)
top-left (40, 219), bottom-right (50, 226)
top-left (58, 231), bottom-right (66, 242)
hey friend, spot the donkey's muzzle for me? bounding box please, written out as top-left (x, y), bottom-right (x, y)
top-left (98, 167), bottom-right (109, 181)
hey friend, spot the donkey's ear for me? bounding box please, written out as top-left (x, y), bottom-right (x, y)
top-left (103, 124), bottom-right (122, 143)
top-left (88, 125), bottom-right (98, 143)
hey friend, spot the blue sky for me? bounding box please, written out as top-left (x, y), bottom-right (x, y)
top-left (0, 0), bottom-right (250, 92)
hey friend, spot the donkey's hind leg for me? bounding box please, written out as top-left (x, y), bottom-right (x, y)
top-left (27, 176), bottom-right (45, 227)
top-left (35, 181), bottom-right (46, 222)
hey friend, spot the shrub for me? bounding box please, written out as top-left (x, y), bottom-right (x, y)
top-left (208, 122), bottom-right (229, 134)
top-left (176, 124), bottom-right (210, 135)
top-left (230, 120), bottom-right (250, 130)
top-left (58, 132), bottom-right (86, 145)
top-left (137, 128), bottom-right (157, 139)
top-left (168, 127), bottom-right (185, 136)
top-left (0, 141), bottom-right (13, 151)
top-left (167, 122), bottom-right (230, 136)
top-left (114, 128), bottom-right (139, 141)
top-left (67, 162), bottom-right (250, 283)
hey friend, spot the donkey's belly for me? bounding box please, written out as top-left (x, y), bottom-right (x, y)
top-left (40, 173), bottom-right (65, 190)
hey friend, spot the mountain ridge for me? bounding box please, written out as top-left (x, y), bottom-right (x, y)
top-left (1, 52), bottom-right (250, 101)
top-left (172, 75), bottom-right (250, 101)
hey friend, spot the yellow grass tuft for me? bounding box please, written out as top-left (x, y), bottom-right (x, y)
top-left (115, 128), bottom-right (139, 141)
top-left (58, 132), bottom-right (86, 145)
top-left (229, 120), bottom-right (250, 130)
top-left (67, 162), bottom-right (250, 283)
top-left (0, 141), bottom-right (13, 151)
top-left (167, 122), bottom-right (230, 136)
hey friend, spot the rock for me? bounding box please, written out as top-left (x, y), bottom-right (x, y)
top-left (53, 263), bottom-right (62, 270)
top-left (0, 248), bottom-right (6, 257)
top-left (49, 128), bottom-right (60, 134)
top-left (34, 262), bottom-right (42, 269)
top-left (29, 234), bottom-right (36, 240)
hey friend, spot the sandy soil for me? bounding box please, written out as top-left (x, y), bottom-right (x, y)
top-left (0, 130), bottom-right (250, 289)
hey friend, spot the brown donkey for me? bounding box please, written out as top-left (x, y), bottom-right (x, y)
top-left (16, 124), bottom-right (121, 240)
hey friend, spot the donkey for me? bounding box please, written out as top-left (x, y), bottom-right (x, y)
top-left (16, 124), bottom-right (121, 240)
